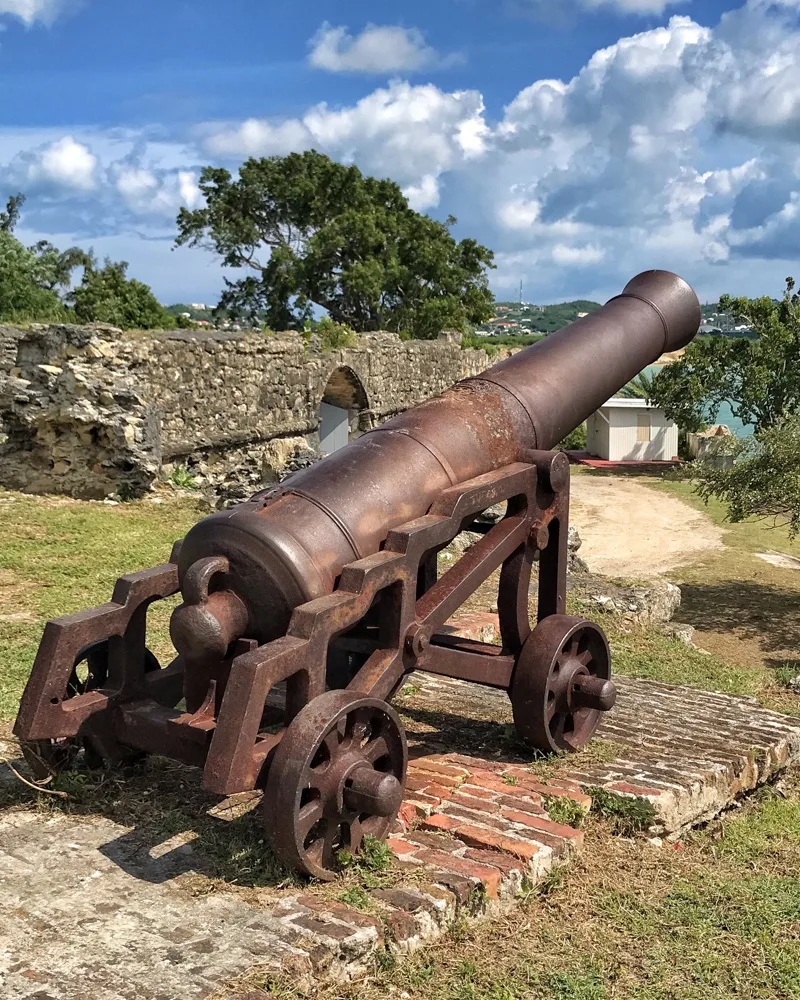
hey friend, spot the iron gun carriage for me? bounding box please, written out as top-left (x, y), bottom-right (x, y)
top-left (14, 270), bottom-right (701, 878)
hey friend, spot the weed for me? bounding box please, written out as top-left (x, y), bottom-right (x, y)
top-left (545, 795), bottom-right (588, 829)
top-left (587, 787), bottom-right (656, 836)
top-left (338, 886), bottom-right (372, 911)
top-left (168, 465), bottom-right (199, 490)
top-left (400, 683), bottom-right (422, 697)
top-left (536, 864), bottom-right (568, 897)
top-left (315, 316), bottom-right (358, 352)
top-left (336, 834), bottom-right (393, 876)
top-left (503, 774), bottom-right (519, 786)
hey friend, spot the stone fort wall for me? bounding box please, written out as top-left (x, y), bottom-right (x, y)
top-left (0, 324), bottom-right (496, 499)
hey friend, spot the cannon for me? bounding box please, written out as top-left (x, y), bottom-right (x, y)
top-left (13, 270), bottom-right (700, 879)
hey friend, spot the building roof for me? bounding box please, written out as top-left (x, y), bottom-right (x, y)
top-left (601, 397), bottom-right (660, 409)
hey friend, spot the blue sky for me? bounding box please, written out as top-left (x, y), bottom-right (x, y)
top-left (2, 0), bottom-right (799, 306)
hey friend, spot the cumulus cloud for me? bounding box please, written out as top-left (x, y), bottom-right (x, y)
top-left (308, 22), bottom-right (457, 74)
top-left (204, 82), bottom-right (489, 191)
top-left (112, 165), bottom-right (202, 217)
top-left (0, 0), bottom-right (67, 25)
top-left (10, 135), bottom-right (97, 191)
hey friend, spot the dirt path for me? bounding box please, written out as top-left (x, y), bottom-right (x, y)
top-left (569, 475), bottom-right (723, 579)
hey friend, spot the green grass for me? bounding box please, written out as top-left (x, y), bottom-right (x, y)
top-left (0, 490), bottom-right (205, 719)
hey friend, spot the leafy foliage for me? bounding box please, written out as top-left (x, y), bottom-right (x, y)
top-left (558, 423), bottom-right (587, 452)
top-left (70, 260), bottom-right (176, 330)
top-left (650, 278), bottom-right (800, 434)
top-left (693, 415), bottom-right (800, 536)
top-left (0, 193), bottom-right (25, 233)
top-left (0, 193), bottom-right (170, 329)
top-left (619, 371), bottom-right (655, 400)
top-left (0, 193), bottom-right (91, 323)
top-left (175, 150), bottom-right (495, 339)
top-left (303, 315), bottom-right (358, 352)
top-left (0, 231), bottom-right (70, 322)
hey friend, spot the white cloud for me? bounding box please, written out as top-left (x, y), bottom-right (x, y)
top-left (403, 175), bottom-right (441, 211)
top-left (0, 0), bottom-right (67, 25)
top-left (112, 166), bottom-right (201, 217)
top-left (308, 22), bottom-right (454, 74)
top-left (204, 82), bottom-right (489, 190)
top-left (551, 243), bottom-right (606, 265)
top-left (14, 135), bottom-right (97, 191)
top-left (578, 0), bottom-right (689, 13)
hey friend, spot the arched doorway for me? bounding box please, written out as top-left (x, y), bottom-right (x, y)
top-left (318, 367), bottom-right (370, 456)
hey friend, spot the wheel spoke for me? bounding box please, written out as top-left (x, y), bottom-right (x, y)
top-left (362, 734), bottom-right (391, 764)
top-left (296, 798), bottom-right (323, 840)
top-left (349, 817), bottom-right (365, 855)
top-left (550, 712), bottom-right (568, 743)
top-left (320, 819), bottom-right (343, 870)
top-left (322, 727), bottom-right (343, 757)
top-left (577, 649), bottom-right (593, 667)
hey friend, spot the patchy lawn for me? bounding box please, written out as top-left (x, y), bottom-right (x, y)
top-left (628, 475), bottom-right (800, 712)
top-left (0, 490), bottom-right (205, 720)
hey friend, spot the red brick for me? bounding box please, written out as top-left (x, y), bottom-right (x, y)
top-left (440, 803), bottom-right (511, 831)
top-left (457, 783), bottom-right (500, 801)
top-left (421, 813), bottom-right (462, 834)
top-left (415, 849), bottom-right (503, 899)
top-left (453, 824), bottom-right (542, 861)
top-left (408, 769), bottom-right (463, 790)
top-left (452, 790), bottom-right (502, 813)
top-left (423, 782), bottom-right (458, 799)
top-left (405, 829), bottom-right (464, 853)
top-left (398, 802), bottom-right (420, 828)
top-left (501, 771), bottom-right (591, 808)
top-left (402, 796), bottom-right (440, 820)
top-left (495, 793), bottom-right (545, 813)
top-left (405, 774), bottom-right (436, 793)
top-left (445, 755), bottom-right (506, 773)
top-left (386, 837), bottom-right (419, 856)
top-left (465, 770), bottom-right (532, 796)
top-left (409, 759), bottom-right (469, 779)
top-left (501, 810), bottom-right (583, 843)
top-left (462, 848), bottom-right (528, 876)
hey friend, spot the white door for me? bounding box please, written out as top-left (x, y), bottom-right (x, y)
top-left (319, 401), bottom-right (350, 455)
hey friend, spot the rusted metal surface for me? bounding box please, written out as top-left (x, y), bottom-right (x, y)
top-left (510, 616), bottom-right (614, 752)
top-left (13, 270), bottom-right (701, 878)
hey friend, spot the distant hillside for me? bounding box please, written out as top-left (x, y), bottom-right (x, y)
top-left (477, 298), bottom-right (601, 336)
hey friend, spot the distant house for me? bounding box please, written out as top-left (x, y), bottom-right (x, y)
top-left (586, 398), bottom-right (679, 462)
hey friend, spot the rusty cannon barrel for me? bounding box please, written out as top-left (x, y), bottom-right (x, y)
top-left (170, 270), bottom-right (700, 663)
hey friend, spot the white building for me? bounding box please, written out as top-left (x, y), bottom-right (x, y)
top-left (586, 398), bottom-right (679, 462)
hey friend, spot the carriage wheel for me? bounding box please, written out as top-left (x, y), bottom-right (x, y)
top-left (264, 690), bottom-right (407, 880)
top-left (510, 615), bottom-right (616, 753)
top-left (21, 642), bottom-right (162, 781)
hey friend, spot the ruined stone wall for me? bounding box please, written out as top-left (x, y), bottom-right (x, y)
top-left (0, 324), bottom-right (496, 499)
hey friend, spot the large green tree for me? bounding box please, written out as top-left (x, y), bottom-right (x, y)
top-left (649, 279), bottom-right (800, 434)
top-left (70, 260), bottom-right (175, 330)
top-left (175, 150), bottom-right (496, 339)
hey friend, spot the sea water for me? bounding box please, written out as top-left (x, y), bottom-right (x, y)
top-left (645, 366), bottom-right (753, 439)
